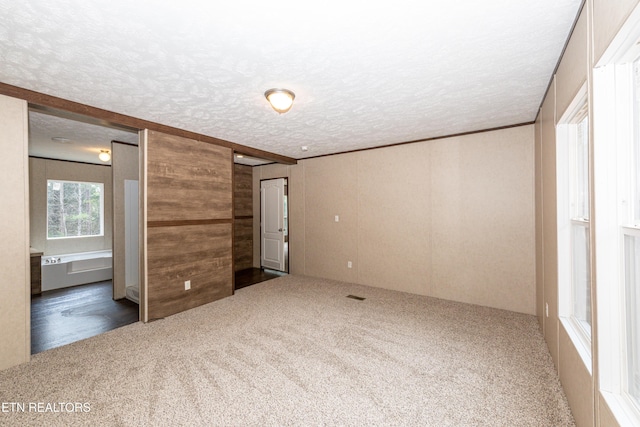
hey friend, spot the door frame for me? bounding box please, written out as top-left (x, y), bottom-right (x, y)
top-left (259, 177), bottom-right (289, 273)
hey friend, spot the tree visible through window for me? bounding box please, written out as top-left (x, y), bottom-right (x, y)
top-left (47, 180), bottom-right (104, 239)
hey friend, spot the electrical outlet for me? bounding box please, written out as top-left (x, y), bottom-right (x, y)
top-left (545, 303), bottom-right (549, 317)
top-left (347, 261), bottom-right (352, 268)
top-left (335, 215), bottom-right (339, 222)
top-left (185, 280), bottom-right (191, 290)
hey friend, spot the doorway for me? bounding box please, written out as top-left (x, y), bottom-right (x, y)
top-left (27, 109), bottom-right (141, 353)
top-left (260, 177), bottom-right (288, 273)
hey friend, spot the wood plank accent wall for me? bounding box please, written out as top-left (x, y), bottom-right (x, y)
top-left (234, 164), bottom-right (253, 271)
top-left (147, 130), bottom-right (232, 221)
top-left (234, 164), bottom-right (253, 217)
top-left (146, 130), bottom-right (233, 320)
top-left (234, 219), bottom-right (253, 271)
top-left (147, 224), bottom-right (232, 319)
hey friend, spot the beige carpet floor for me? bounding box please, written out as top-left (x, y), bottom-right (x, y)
top-left (0, 275), bottom-right (574, 426)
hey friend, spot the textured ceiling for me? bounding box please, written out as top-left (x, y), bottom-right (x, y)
top-left (1, 0), bottom-right (582, 160)
top-left (29, 111), bottom-right (138, 165)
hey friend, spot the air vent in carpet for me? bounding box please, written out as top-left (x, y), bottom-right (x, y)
top-left (346, 295), bottom-right (366, 301)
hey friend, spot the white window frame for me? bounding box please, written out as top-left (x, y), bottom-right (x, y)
top-left (46, 179), bottom-right (105, 240)
top-left (557, 84), bottom-right (592, 370)
top-left (624, 226), bottom-right (640, 410)
top-left (594, 3), bottom-right (640, 424)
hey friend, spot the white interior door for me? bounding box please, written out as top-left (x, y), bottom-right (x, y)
top-left (261, 178), bottom-right (286, 271)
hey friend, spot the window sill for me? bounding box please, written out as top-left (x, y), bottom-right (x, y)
top-left (560, 316), bottom-right (592, 375)
top-left (622, 225), bottom-right (640, 234)
top-left (47, 235), bottom-right (105, 241)
top-left (601, 391), bottom-right (640, 427)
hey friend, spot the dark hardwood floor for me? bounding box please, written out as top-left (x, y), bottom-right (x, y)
top-left (235, 268), bottom-right (286, 290)
top-left (31, 281), bottom-right (139, 354)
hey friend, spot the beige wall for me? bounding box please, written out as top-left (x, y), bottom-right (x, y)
top-left (303, 153), bottom-right (360, 283)
top-left (559, 325), bottom-right (594, 427)
top-left (536, 1), bottom-right (640, 426)
top-left (112, 142), bottom-right (139, 299)
top-left (357, 146), bottom-right (430, 295)
top-left (556, 8), bottom-right (588, 116)
top-left (535, 110), bottom-right (544, 331)
top-left (0, 94), bottom-right (30, 370)
top-left (29, 157), bottom-right (113, 256)
top-left (593, 0), bottom-right (640, 63)
top-left (540, 79), bottom-right (559, 368)
top-left (256, 125), bottom-right (536, 315)
top-left (429, 128), bottom-right (535, 313)
top-left (554, 5), bottom-right (595, 426)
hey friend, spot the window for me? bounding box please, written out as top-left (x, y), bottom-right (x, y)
top-left (593, 15), bottom-right (640, 422)
top-left (570, 114), bottom-right (591, 335)
top-left (557, 86), bottom-right (592, 362)
top-left (624, 57), bottom-right (640, 408)
top-left (635, 59), bottom-right (640, 227)
top-left (47, 180), bottom-right (104, 239)
top-left (626, 231), bottom-right (640, 406)
top-left (569, 115), bottom-right (591, 338)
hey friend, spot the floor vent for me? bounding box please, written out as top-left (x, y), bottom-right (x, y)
top-left (346, 295), bottom-right (366, 301)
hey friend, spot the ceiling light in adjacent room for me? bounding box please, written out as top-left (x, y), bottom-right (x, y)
top-left (98, 150), bottom-right (111, 162)
top-left (265, 88), bottom-right (295, 113)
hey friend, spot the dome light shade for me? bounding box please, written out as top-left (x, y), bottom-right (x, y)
top-left (98, 150), bottom-right (111, 162)
top-left (265, 88), bottom-right (295, 113)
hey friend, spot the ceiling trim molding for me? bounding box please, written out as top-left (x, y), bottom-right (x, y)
top-left (29, 155), bottom-right (112, 167)
top-left (0, 82), bottom-right (297, 165)
top-left (297, 121), bottom-right (536, 161)
top-left (534, 0), bottom-right (587, 122)
top-left (111, 139), bottom-right (139, 147)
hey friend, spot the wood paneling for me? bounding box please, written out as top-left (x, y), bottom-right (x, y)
top-left (148, 219), bottom-right (232, 228)
top-left (147, 130), bottom-right (232, 222)
top-left (145, 130), bottom-right (235, 320)
top-left (234, 219), bottom-right (253, 271)
top-left (30, 255), bottom-right (42, 296)
top-left (234, 164), bottom-right (253, 217)
top-left (147, 224), bottom-right (232, 320)
top-left (234, 164), bottom-right (253, 271)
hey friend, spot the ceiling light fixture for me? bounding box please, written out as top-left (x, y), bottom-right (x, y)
top-left (98, 150), bottom-right (111, 162)
top-left (265, 88), bottom-right (295, 114)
